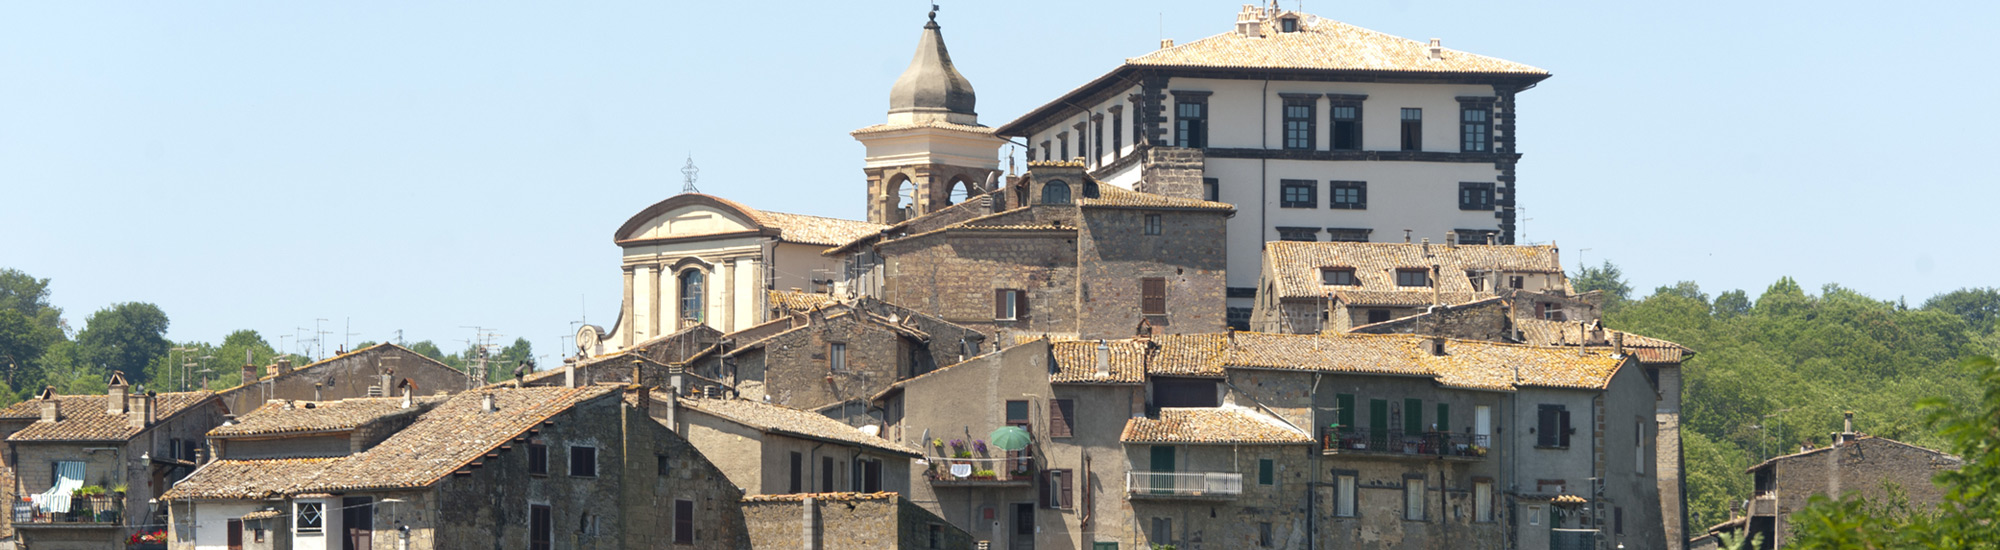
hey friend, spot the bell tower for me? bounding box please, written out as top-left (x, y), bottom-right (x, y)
top-left (852, 7), bottom-right (1006, 224)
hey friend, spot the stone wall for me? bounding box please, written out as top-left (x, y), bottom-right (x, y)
top-left (880, 229), bottom-right (1081, 337)
top-left (741, 493), bottom-right (974, 550)
top-left (1076, 207), bottom-right (1229, 339)
top-left (1136, 147), bottom-right (1206, 200)
top-left (217, 345), bottom-right (473, 415)
top-left (1346, 299), bottom-right (1513, 340)
top-left (1767, 436), bottom-right (1960, 546)
top-left (738, 310), bottom-right (912, 411)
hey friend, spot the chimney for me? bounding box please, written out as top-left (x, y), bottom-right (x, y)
top-left (1431, 337), bottom-right (1448, 356)
top-left (631, 358), bottom-right (645, 386)
top-left (37, 387), bottom-right (59, 423)
top-left (564, 362), bottom-right (577, 388)
top-left (1427, 38), bottom-right (1443, 60)
top-left (1421, 237), bottom-right (1430, 256)
top-left (481, 393), bottom-right (497, 413)
top-left (400, 387), bottom-right (413, 409)
top-left (1094, 340), bottom-right (1111, 378)
top-left (669, 367), bottom-right (686, 396)
top-left (1160, 38), bottom-right (1174, 49)
top-left (313, 383), bottom-right (323, 401)
top-left (128, 391), bottom-right (155, 428)
top-left (1842, 411), bottom-right (1856, 443)
top-left (241, 362), bottom-right (259, 387)
top-left (1404, 229), bottom-right (1413, 243)
top-left (276, 358), bottom-right (292, 376)
top-left (1612, 332), bottom-right (1626, 355)
top-left (1446, 233), bottom-right (1458, 247)
top-left (107, 373), bottom-right (129, 414)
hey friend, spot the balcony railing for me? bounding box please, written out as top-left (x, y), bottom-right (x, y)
top-left (12, 495), bottom-right (123, 525)
top-left (1750, 493), bottom-right (1779, 516)
top-left (1126, 471), bottom-right (1242, 499)
top-left (925, 456), bottom-right (1035, 486)
top-left (1321, 428), bottom-right (1489, 459)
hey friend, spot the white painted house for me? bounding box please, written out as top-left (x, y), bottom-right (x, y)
top-left (994, 4), bottom-right (1551, 327)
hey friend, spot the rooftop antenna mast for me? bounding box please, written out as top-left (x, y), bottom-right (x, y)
top-left (343, 317), bottom-right (359, 353)
top-left (681, 155), bottom-right (701, 194)
top-left (314, 318), bottom-right (331, 359)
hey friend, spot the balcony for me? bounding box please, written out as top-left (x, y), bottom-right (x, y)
top-left (1749, 493), bottom-right (1779, 516)
top-left (12, 495), bottom-right (124, 527)
top-left (1321, 428), bottom-right (1488, 461)
top-left (925, 456), bottom-right (1035, 488)
top-left (1126, 471), bottom-right (1242, 500)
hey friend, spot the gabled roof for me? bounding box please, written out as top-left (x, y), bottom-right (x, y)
top-left (1263, 241), bottom-right (1566, 303)
top-left (675, 397), bottom-right (920, 458)
top-left (1, 391), bottom-right (215, 442)
top-left (162, 386), bottom-right (621, 500)
top-left (1121, 406), bottom-right (1313, 445)
top-left (226, 343), bottom-right (467, 390)
top-left (768, 289), bottom-right (836, 312)
top-left (1744, 435), bottom-right (1961, 474)
top-left (1049, 332), bottom-right (1629, 392)
top-left (1079, 186), bottom-right (1234, 211)
top-left (1128, 11), bottom-right (1546, 75)
top-left (1513, 318), bottom-right (1693, 364)
top-left (615, 193), bottom-right (887, 248)
top-left (211, 396), bottom-right (442, 438)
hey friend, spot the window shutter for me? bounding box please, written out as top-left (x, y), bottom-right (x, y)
top-left (1337, 394), bottom-right (1355, 431)
top-left (1537, 406), bottom-right (1558, 447)
top-left (1404, 398), bottom-right (1424, 434)
top-left (1050, 399), bottom-right (1075, 438)
top-left (1060, 470), bottom-right (1075, 510)
top-left (1017, 290), bottom-right (1031, 319)
top-left (1142, 278), bottom-right (1167, 315)
top-left (1559, 409), bottom-right (1573, 448)
top-left (1040, 471), bottom-right (1052, 508)
top-left (995, 290), bottom-right (1009, 319)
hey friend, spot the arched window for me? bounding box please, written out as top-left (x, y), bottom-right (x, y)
top-left (1042, 180), bottom-right (1072, 205)
top-left (678, 270), bottom-right (705, 323)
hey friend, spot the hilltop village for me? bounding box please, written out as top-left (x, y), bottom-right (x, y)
top-left (0, 5), bottom-right (1961, 550)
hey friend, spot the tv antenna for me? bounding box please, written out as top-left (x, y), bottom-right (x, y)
top-left (681, 155), bottom-right (701, 194)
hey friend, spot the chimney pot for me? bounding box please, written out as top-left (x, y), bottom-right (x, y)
top-left (1160, 38), bottom-right (1174, 49)
top-left (38, 393), bottom-right (59, 423)
top-left (481, 393), bottom-right (497, 413)
top-left (1094, 340), bottom-right (1111, 377)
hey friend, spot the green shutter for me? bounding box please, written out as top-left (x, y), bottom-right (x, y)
top-left (1258, 458), bottom-right (1274, 485)
top-left (1337, 394), bottom-right (1355, 431)
top-left (1436, 403), bottom-right (1450, 433)
top-left (1404, 398), bottom-right (1424, 434)
top-left (1369, 399), bottom-right (1389, 434)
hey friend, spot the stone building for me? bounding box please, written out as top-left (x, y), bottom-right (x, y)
top-left (665, 395), bottom-right (920, 497)
top-left (833, 161), bottom-right (1236, 343)
top-left (215, 342), bottom-right (476, 415)
top-left (1248, 240), bottom-right (1572, 333)
top-left (161, 385), bottom-right (750, 550)
top-left (994, 4), bottom-right (1552, 321)
top-left (0, 375), bottom-right (225, 549)
top-left (701, 300), bottom-right (982, 411)
top-left (741, 492), bottom-right (974, 550)
top-left (1699, 414), bottom-right (1961, 549)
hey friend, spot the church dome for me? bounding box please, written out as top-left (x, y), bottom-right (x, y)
top-left (887, 11), bottom-right (977, 123)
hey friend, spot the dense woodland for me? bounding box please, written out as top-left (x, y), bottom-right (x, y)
top-left (0, 268), bottom-right (533, 405)
top-left (7, 264), bottom-right (1998, 536)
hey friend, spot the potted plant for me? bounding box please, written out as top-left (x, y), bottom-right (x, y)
top-left (971, 469), bottom-right (997, 480)
top-left (129, 528), bottom-right (168, 550)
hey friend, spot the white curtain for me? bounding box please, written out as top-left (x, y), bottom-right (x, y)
top-left (31, 461), bottom-right (85, 513)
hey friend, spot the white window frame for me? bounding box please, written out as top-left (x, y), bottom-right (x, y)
top-left (1335, 474), bottom-right (1357, 517)
top-left (1403, 478), bottom-right (1426, 520)
top-left (1474, 480), bottom-right (1494, 522)
top-left (996, 290), bottom-right (1020, 321)
top-left (295, 500), bottom-right (325, 534)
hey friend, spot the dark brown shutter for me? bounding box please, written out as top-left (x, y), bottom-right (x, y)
top-left (1558, 408), bottom-right (1573, 448)
top-left (1142, 278), bottom-right (1167, 315)
top-left (995, 289), bottom-right (1008, 319)
top-left (1017, 290), bottom-right (1031, 319)
top-left (1060, 469), bottom-right (1075, 510)
top-left (1039, 471), bottom-right (1052, 508)
top-left (1049, 399), bottom-right (1075, 438)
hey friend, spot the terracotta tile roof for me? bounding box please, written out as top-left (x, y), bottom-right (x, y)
top-left (210, 396), bottom-right (441, 438)
top-left (2, 391), bottom-right (215, 442)
top-left (741, 491), bottom-right (899, 503)
top-left (755, 210), bottom-right (888, 247)
top-left (1263, 241), bottom-right (1566, 302)
top-left (1121, 406), bottom-right (1313, 445)
top-left (1053, 332), bottom-right (1627, 392)
top-left (850, 120), bottom-right (996, 136)
top-left (240, 510), bottom-right (284, 520)
top-left (1513, 318), bottom-right (1693, 364)
top-left (1128, 11), bottom-right (1546, 75)
top-left (1078, 186), bottom-right (1234, 211)
top-left (1743, 435), bottom-right (1960, 474)
top-left (1049, 340), bottom-right (1149, 384)
top-left (768, 289), bottom-right (836, 312)
top-left (676, 397), bottom-right (920, 457)
top-left (162, 386), bottom-right (622, 500)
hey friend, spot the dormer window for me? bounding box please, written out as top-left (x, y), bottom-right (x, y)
top-left (1279, 16), bottom-right (1299, 33)
top-left (1321, 268), bottom-right (1358, 286)
top-left (1396, 269), bottom-right (1430, 287)
top-left (1042, 180), bottom-right (1072, 205)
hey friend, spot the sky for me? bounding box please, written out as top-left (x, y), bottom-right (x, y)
top-left (3, 1), bottom-right (1995, 362)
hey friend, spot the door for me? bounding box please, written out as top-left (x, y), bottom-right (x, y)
top-left (530, 504), bottom-right (553, 550)
top-left (342, 497), bottom-right (372, 550)
top-left (1149, 446), bottom-right (1176, 494)
top-left (227, 518), bottom-right (243, 550)
top-left (1010, 502), bottom-right (1036, 550)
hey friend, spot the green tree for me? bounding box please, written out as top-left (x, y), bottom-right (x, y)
top-left (1923, 287), bottom-right (2000, 332)
top-left (1714, 289), bottom-right (1752, 318)
top-left (492, 338), bottom-right (534, 383)
top-left (1572, 261), bottom-right (1632, 310)
top-left (74, 303), bottom-right (171, 383)
top-left (0, 268), bottom-right (67, 396)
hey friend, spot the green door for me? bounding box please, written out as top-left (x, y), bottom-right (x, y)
top-left (1369, 399), bottom-right (1389, 449)
top-left (1150, 445), bottom-right (1176, 493)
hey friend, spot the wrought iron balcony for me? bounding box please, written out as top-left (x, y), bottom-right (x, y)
top-left (11, 495), bottom-right (123, 526)
top-left (1125, 471), bottom-right (1242, 500)
top-left (1320, 428), bottom-right (1489, 460)
top-left (924, 456), bottom-right (1035, 487)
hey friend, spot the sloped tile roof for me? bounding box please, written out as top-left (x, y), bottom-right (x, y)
top-left (1264, 241), bottom-right (1566, 302)
top-left (1051, 332), bottom-right (1627, 392)
top-left (210, 396), bottom-right (441, 438)
top-left (1121, 406), bottom-right (1313, 444)
top-left (768, 290), bottom-right (836, 312)
top-left (3, 391), bottom-right (216, 442)
top-left (1128, 11), bottom-right (1546, 75)
top-left (1079, 186), bottom-right (1234, 211)
top-left (1513, 318), bottom-right (1692, 364)
top-left (1049, 340), bottom-right (1149, 384)
top-left (756, 211), bottom-right (889, 247)
top-left (162, 386), bottom-right (621, 500)
top-left (742, 491), bottom-right (899, 503)
top-left (676, 397), bottom-right (920, 457)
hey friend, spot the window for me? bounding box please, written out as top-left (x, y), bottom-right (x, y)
top-left (1111, 107), bottom-right (1124, 157)
top-left (1335, 474), bottom-right (1357, 517)
top-left (1202, 177), bottom-right (1220, 201)
top-left (1076, 122), bottom-right (1088, 160)
top-left (1257, 458), bottom-right (1274, 485)
top-left (1404, 477), bottom-right (1427, 520)
top-left (1476, 405), bottom-right (1493, 439)
top-left (1279, 15), bottom-right (1298, 32)
top-left (1396, 269), bottom-right (1430, 287)
top-left (995, 289), bottom-right (1026, 321)
top-left (1144, 214), bottom-right (1162, 235)
top-left (1049, 399), bottom-right (1075, 438)
top-left (528, 443), bottom-right (548, 475)
top-left (1474, 480), bottom-right (1494, 522)
top-left (1042, 180), bottom-right (1071, 205)
top-left (228, 518), bottom-right (242, 549)
top-left (789, 451), bottom-right (803, 493)
top-left (1326, 228), bottom-right (1370, 242)
top-left (1226, 307), bottom-right (1251, 331)
top-left (678, 270), bottom-right (705, 322)
top-left (657, 454), bottom-right (671, 476)
top-left (1151, 517), bottom-right (1174, 544)
top-left (1058, 133), bottom-right (1070, 160)
top-left (1367, 309), bottom-right (1391, 324)
top-left (1039, 141), bottom-right (1050, 161)
top-left (1280, 180), bottom-right (1317, 208)
top-left (1461, 104), bottom-right (1492, 152)
top-left (822, 456), bottom-right (836, 492)
top-left (1404, 398), bottom-right (1425, 434)
top-left (1173, 93), bottom-right (1208, 148)
top-left (1277, 227), bottom-right (1318, 242)
top-left (1282, 96), bottom-right (1315, 150)
top-left (530, 504), bottom-right (553, 550)
top-left (1529, 505), bottom-right (1543, 526)
top-left (1044, 469), bottom-right (1074, 509)
top-left (673, 500), bottom-right (695, 544)
top-left (850, 458), bottom-right (883, 492)
top-left (1459, 182), bottom-right (1495, 211)
top-left (1537, 404), bottom-right (1572, 448)
top-left (1141, 277), bottom-right (1167, 315)
top-left (1259, 521), bottom-right (1274, 546)
top-left (1330, 101), bottom-right (1363, 150)
top-left (1093, 116), bottom-right (1104, 162)
top-left (1006, 399), bottom-right (1031, 431)
top-left (1456, 229), bottom-right (1496, 245)
top-left (1321, 268), bottom-right (1357, 286)
top-left (1152, 378), bottom-right (1219, 407)
top-left (570, 445), bottom-right (597, 477)
top-left (296, 501), bottom-right (324, 533)
top-left (1615, 507), bottom-right (1625, 535)
top-left (1400, 108), bottom-right (1423, 151)
top-left (1329, 181), bottom-right (1366, 210)
top-left (828, 343), bottom-right (846, 373)
top-left (929, 524), bottom-right (943, 549)
top-left (1509, 276), bottom-right (1524, 289)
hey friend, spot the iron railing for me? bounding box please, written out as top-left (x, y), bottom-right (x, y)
top-left (11, 495), bottom-right (122, 525)
top-left (1320, 428), bottom-right (1489, 459)
top-left (1125, 471), bottom-right (1242, 497)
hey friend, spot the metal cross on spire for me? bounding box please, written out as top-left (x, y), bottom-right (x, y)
top-left (680, 155), bottom-right (700, 194)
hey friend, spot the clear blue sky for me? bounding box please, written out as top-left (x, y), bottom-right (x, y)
top-left (4, 1), bottom-right (1994, 361)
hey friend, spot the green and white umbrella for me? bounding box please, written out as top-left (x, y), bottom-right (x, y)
top-left (988, 426), bottom-right (1032, 451)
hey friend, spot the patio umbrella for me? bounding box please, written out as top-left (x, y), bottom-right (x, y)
top-left (988, 426), bottom-right (1032, 451)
